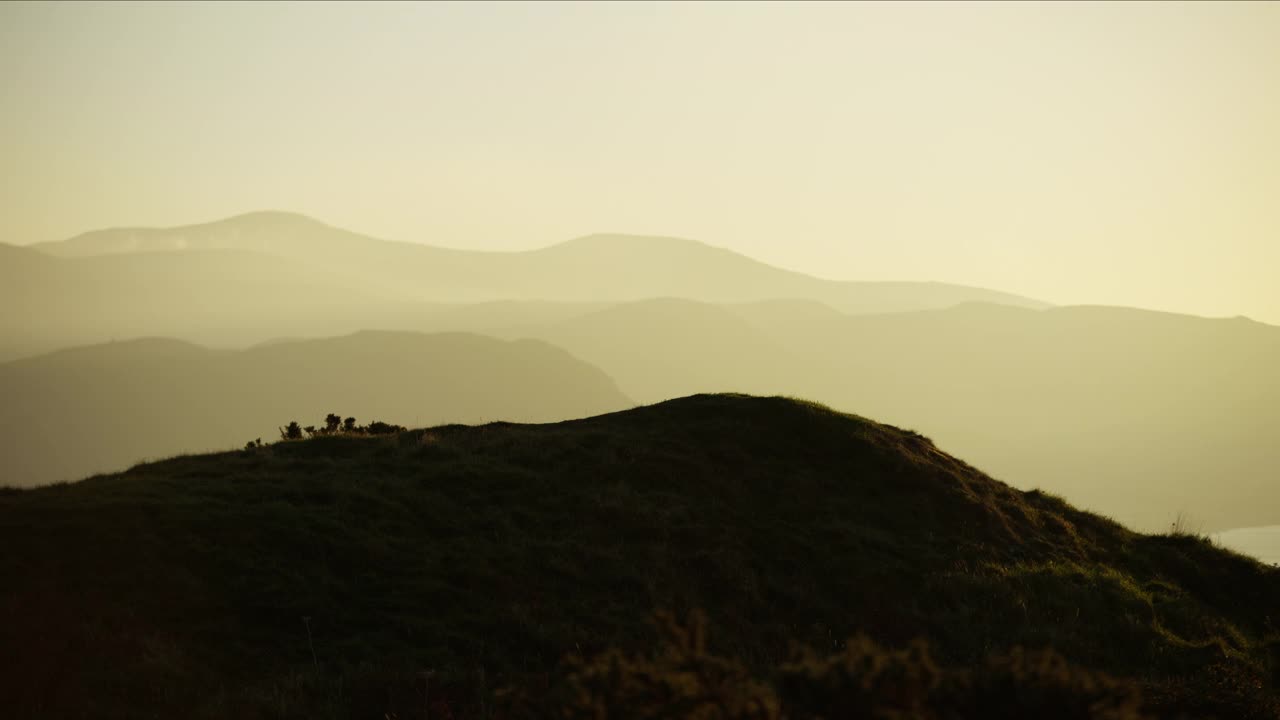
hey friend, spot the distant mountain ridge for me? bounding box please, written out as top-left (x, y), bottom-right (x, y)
top-left (33, 210), bottom-right (332, 256)
top-left (28, 211), bottom-right (1050, 311)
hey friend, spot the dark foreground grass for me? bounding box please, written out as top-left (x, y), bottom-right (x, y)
top-left (0, 394), bottom-right (1276, 718)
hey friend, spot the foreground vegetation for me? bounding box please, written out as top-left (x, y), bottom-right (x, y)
top-left (1, 394), bottom-right (1276, 718)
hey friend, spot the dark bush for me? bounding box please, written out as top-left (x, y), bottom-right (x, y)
top-left (275, 415), bottom-right (407, 440)
top-left (365, 420), bottom-right (407, 435)
top-left (279, 422), bottom-right (303, 441)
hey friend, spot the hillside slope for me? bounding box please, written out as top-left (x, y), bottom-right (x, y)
top-left (0, 331), bottom-right (631, 486)
top-left (1, 395), bottom-right (1276, 718)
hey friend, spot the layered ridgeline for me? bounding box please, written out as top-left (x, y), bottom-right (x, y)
top-left (0, 211), bottom-right (1044, 359)
top-left (0, 331), bottom-right (631, 486)
top-left (32, 211), bottom-right (1047, 310)
top-left (5, 298), bottom-right (1276, 534)
top-left (7, 211), bottom-right (1277, 534)
top-left (1, 395), bottom-right (1276, 718)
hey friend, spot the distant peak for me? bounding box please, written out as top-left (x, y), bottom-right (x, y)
top-left (51, 210), bottom-right (330, 242)
top-left (12, 336), bottom-right (209, 364)
top-left (211, 210), bottom-right (328, 227)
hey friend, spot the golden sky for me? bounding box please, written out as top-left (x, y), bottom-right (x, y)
top-left (2, 1), bottom-right (1277, 322)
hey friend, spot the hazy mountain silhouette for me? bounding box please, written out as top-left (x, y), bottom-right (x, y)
top-left (2, 395), bottom-right (1275, 717)
top-left (3, 211), bottom-right (1045, 360)
top-left (0, 331), bottom-right (631, 486)
top-left (31, 211), bottom-right (1049, 310)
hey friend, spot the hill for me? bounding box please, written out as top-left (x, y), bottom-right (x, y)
top-left (28, 211), bottom-right (1048, 311)
top-left (0, 395), bottom-right (1276, 718)
top-left (0, 331), bottom-right (631, 486)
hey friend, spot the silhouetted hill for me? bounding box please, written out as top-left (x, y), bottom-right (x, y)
top-left (0, 331), bottom-right (631, 486)
top-left (1, 395), bottom-right (1275, 718)
top-left (491, 299), bottom-right (1280, 533)
top-left (30, 211), bottom-right (1048, 311)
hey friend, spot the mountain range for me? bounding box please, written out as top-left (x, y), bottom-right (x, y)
top-left (3, 212), bottom-right (1276, 535)
top-left (32, 211), bottom-right (1048, 310)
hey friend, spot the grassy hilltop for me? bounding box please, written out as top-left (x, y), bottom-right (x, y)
top-left (1, 394), bottom-right (1277, 718)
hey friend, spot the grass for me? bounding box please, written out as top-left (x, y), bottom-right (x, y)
top-left (0, 393), bottom-right (1277, 718)
top-left (1168, 510), bottom-right (1207, 539)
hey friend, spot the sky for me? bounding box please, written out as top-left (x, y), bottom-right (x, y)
top-left (2, 1), bottom-right (1278, 322)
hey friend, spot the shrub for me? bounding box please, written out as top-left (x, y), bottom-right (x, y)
top-left (273, 415), bottom-right (407, 441)
top-left (324, 413), bottom-right (342, 434)
top-left (365, 421), bottom-right (407, 436)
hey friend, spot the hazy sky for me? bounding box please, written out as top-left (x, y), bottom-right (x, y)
top-left (3, 1), bottom-right (1277, 322)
